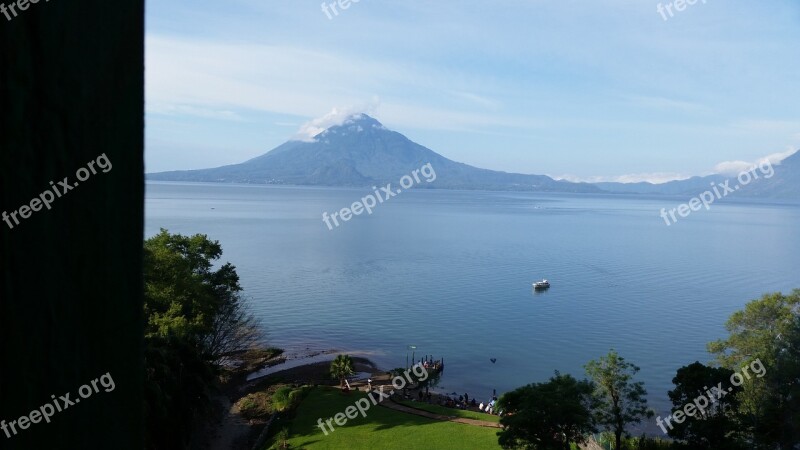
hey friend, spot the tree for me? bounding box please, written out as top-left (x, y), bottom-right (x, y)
top-left (330, 354), bottom-right (355, 388)
top-left (585, 350), bottom-right (653, 450)
top-left (496, 372), bottom-right (597, 450)
top-left (144, 334), bottom-right (216, 448)
top-left (666, 362), bottom-right (743, 449)
top-left (708, 290), bottom-right (800, 450)
top-left (759, 316), bottom-right (800, 449)
top-left (202, 278), bottom-right (263, 365)
top-left (142, 230), bottom-right (265, 449)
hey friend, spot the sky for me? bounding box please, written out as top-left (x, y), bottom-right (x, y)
top-left (145, 0), bottom-right (800, 183)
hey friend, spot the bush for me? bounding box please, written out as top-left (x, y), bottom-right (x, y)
top-left (272, 385), bottom-right (311, 413)
top-left (268, 428), bottom-right (291, 450)
top-left (596, 433), bottom-right (674, 450)
top-left (634, 435), bottom-right (673, 450)
top-left (237, 392), bottom-right (272, 420)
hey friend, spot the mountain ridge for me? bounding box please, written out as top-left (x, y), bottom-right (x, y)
top-left (147, 114), bottom-right (601, 193)
top-left (147, 114), bottom-right (799, 199)
top-left (597, 151), bottom-right (800, 198)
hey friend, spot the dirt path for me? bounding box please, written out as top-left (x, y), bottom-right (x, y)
top-left (379, 399), bottom-right (502, 428)
top-left (208, 393), bottom-right (253, 450)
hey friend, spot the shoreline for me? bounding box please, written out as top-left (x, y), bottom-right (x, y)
top-left (245, 348), bottom-right (384, 382)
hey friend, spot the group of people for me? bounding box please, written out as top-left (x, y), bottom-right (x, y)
top-left (478, 397), bottom-right (498, 415)
top-left (421, 359), bottom-right (442, 372)
top-left (407, 378), bottom-right (501, 416)
top-left (432, 392), bottom-right (500, 416)
top-left (437, 393), bottom-right (473, 409)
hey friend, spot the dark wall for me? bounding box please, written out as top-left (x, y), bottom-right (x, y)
top-left (0, 1), bottom-right (144, 448)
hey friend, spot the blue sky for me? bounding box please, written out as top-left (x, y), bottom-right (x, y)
top-left (145, 0), bottom-right (800, 182)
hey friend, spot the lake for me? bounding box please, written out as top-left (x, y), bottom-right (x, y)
top-left (145, 181), bottom-right (800, 425)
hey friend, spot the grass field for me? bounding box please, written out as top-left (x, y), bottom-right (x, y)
top-left (394, 399), bottom-right (501, 423)
top-left (270, 387), bottom-right (502, 449)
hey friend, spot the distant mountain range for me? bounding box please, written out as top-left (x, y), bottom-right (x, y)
top-left (148, 114), bottom-right (800, 199)
top-left (595, 152), bottom-right (799, 198)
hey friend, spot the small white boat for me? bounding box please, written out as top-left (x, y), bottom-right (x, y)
top-left (533, 279), bottom-right (550, 290)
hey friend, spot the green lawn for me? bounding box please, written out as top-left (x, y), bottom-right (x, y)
top-left (270, 387), bottom-right (501, 449)
top-left (394, 399), bottom-right (501, 424)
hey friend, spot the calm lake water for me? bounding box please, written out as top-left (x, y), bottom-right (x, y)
top-left (145, 181), bottom-right (799, 423)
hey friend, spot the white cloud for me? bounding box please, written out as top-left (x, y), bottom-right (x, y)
top-left (713, 148), bottom-right (797, 175)
top-left (555, 147), bottom-right (800, 184)
top-left (293, 100), bottom-right (381, 142)
top-left (144, 35), bottom-right (553, 136)
top-left (713, 119), bottom-right (800, 174)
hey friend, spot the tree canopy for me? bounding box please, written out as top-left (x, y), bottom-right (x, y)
top-left (143, 229), bottom-right (264, 449)
top-left (330, 354), bottom-right (355, 388)
top-left (666, 362), bottom-right (743, 449)
top-left (708, 290), bottom-right (800, 450)
top-left (497, 372), bottom-right (596, 450)
top-left (585, 350), bottom-right (653, 450)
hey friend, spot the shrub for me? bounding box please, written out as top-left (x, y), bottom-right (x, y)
top-left (237, 392), bottom-right (271, 420)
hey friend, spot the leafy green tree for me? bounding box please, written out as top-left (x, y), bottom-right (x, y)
top-left (144, 229), bottom-right (262, 360)
top-left (142, 230), bottom-right (264, 449)
top-left (496, 372), bottom-right (596, 450)
top-left (666, 362), bottom-right (743, 449)
top-left (330, 354), bottom-right (355, 388)
top-left (708, 290), bottom-right (800, 450)
top-left (585, 350), bottom-right (653, 450)
top-left (759, 315), bottom-right (800, 449)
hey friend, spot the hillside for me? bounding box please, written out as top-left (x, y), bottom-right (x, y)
top-left (147, 114), bottom-right (600, 193)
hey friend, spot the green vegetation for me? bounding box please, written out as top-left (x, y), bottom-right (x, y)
top-left (497, 372), bottom-right (596, 450)
top-left (707, 289), bottom-right (800, 449)
top-left (330, 354), bottom-right (355, 388)
top-left (139, 234), bottom-right (796, 450)
top-left (239, 392), bottom-right (273, 420)
top-left (665, 362), bottom-right (743, 449)
top-left (394, 399), bottom-right (501, 423)
top-left (266, 387), bottom-right (502, 449)
top-left (494, 290), bottom-right (799, 450)
top-left (585, 350), bottom-right (653, 450)
top-left (272, 428), bottom-right (291, 450)
top-left (273, 385), bottom-right (312, 412)
top-left (595, 433), bottom-right (673, 450)
top-left (143, 230), bottom-right (266, 449)
top-left (237, 384), bottom-right (311, 421)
